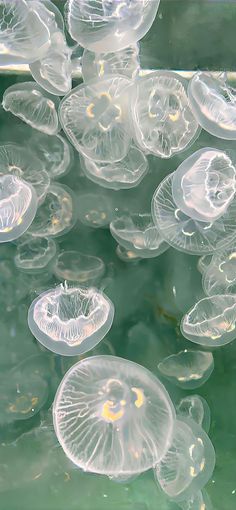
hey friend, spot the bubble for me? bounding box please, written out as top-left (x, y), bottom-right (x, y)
top-left (53, 355), bottom-right (175, 475)
top-left (202, 244), bottom-right (236, 296)
top-left (14, 235), bottom-right (57, 273)
top-left (59, 75), bottom-right (133, 162)
top-left (29, 132), bottom-right (73, 179)
top-left (132, 71), bottom-right (200, 158)
top-left (177, 395), bottom-right (211, 434)
top-left (178, 489), bottom-right (213, 510)
top-left (172, 148), bottom-right (236, 223)
top-left (181, 295), bottom-right (236, 347)
top-left (188, 72), bottom-right (236, 140)
top-left (77, 191), bottom-right (114, 228)
top-left (158, 350), bottom-right (214, 389)
top-left (82, 44), bottom-right (140, 82)
top-left (154, 418), bottom-right (215, 502)
top-left (65, 0), bottom-right (160, 53)
top-left (2, 82), bottom-right (60, 135)
top-left (53, 250), bottom-right (105, 285)
top-left (110, 213), bottom-right (168, 258)
top-left (80, 144), bottom-right (148, 190)
top-left (28, 283), bottom-right (114, 356)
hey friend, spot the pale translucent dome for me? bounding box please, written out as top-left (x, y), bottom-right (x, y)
top-left (154, 418), bottom-right (215, 502)
top-left (188, 72), bottom-right (236, 140)
top-left (179, 490), bottom-right (213, 510)
top-left (181, 295), bottom-right (236, 347)
top-left (77, 191), bottom-right (114, 228)
top-left (53, 250), bottom-right (105, 285)
top-left (59, 75), bottom-right (133, 162)
top-left (80, 145), bottom-right (148, 190)
top-left (177, 395), bottom-right (211, 434)
top-left (152, 172), bottom-right (236, 255)
top-left (2, 82), bottom-right (60, 135)
top-left (29, 132), bottom-right (73, 179)
top-left (53, 355), bottom-right (175, 475)
top-left (81, 45), bottom-right (140, 82)
top-left (28, 284), bottom-right (114, 355)
top-left (14, 236), bottom-right (57, 273)
top-left (202, 245), bottom-right (236, 296)
top-left (172, 148), bottom-right (236, 223)
top-left (158, 350), bottom-right (214, 390)
top-left (0, 174), bottom-right (37, 243)
top-left (65, 0), bottom-right (160, 53)
top-left (132, 71), bottom-right (199, 158)
top-left (0, 0), bottom-right (50, 66)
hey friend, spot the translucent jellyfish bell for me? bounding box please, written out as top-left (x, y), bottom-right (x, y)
top-left (59, 75), bottom-right (133, 162)
top-left (81, 44), bottom-right (140, 82)
top-left (53, 251), bottom-right (105, 285)
top-left (29, 132), bottom-right (73, 179)
top-left (172, 148), bottom-right (236, 223)
top-left (181, 295), bottom-right (236, 347)
top-left (0, 174), bottom-right (37, 242)
top-left (77, 191), bottom-right (114, 228)
top-left (158, 350), bottom-right (214, 390)
top-left (28, 284), bottom-right (114, 356)
top-left (202, 244), bottom-right (236, 296)
top-left (132, 71), bottom-right (200, 158)
top-left (53, 355), bottom-right (175, 476)
top-left (177, 395), bottom-right (211, 434)
top-left (2, 82), bottom-right (60, 135)
top-left (14, 236), bottom-right (57, 273)
top-left (178, 489), bottom-right (213, 510)
top-left (65, 0), bottom-right (160, 53)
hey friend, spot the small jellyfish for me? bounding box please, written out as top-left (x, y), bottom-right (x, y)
top-left (65, 0), bottom-right (160, 53)
top-left (158, 350), bottom-right (214, 389)
top-left (132, 71), bottom-right (200, 158)
top-left (29, 132), bottom-right (73, 179)
top-left (197, 255), bottom-right (212, 276)
top-left (202, 244), bottom-right (236, 296)
top-left (0, 174), bottom-right (37, 243)
top-left (59, 75), bottom-right (133, 162)
top-left (28, 284), bottom-right (114, 356)
top-left (53, 250), bottom-right (105, 285)
top-left (172, 148), bottom-right (236, 223)
top-left (188, 72), bottom-right (236, 140)
top-left (177, 395), bottom-right (211, 434)
top-left (81, 44), bottom-right (140, 82)
top-left (154, 418), bottom-right (215, 502)
top-left (2, 82), bottom-right (60, 135)
top-left (53, 355), bottom-right (175, 475)
top-left (77, 191), bottom-right (114, 228)
top-left (14, 236), bottom-right (57, 273)
top-left (80, 145), bottom-right (148, 190)
top-left (110, 213), bottom-right (168, 258)
top-left (181, 295), bottom-right (236, 347)
top-left (178, 489), bottom-right (213, 510)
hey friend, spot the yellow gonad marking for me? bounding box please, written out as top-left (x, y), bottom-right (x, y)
top-left (201, 504), bottom-right (206, 510)
top-left (200, 459), bottom-right (205, 471)
top-left (101, 400), bottom-right (124, 422)
top-left (99, 92), bottom-right (112, 101)
top-left (132, 387), bottom-right (144, 408)
top-left (3, 227), bottom-right (13, 232)
top-left (86, 103), bottom-right (95, 118)
top-left (64, 472), bottom-right (70, 482)
top-left (114, 2), bottom-right (126, 17)
top-left (190, 466), bottom-right (198, 477)
top-left (229, 252), bottom-right (236, 260)
top-left (8, 395), bottom-right (38, 414)
top-left (169, 112), bottom-right (180, 122)
top-left (189, 444), bottom-right (195, 459)
top-left (17, 217), bottom-right (23, 225)
top-left (98, 60), bottom-right (105, 78)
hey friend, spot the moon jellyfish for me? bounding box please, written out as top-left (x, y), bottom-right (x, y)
top-left (188, 72), bottom-right (236, 140)
top-left (28, 183), bottom-right (76, 238)
top-left (0, 174), bottom-right (37, 243)
top-left (80, 145), bottom-right (148, 190)
top-left (202, 244), bottom-right (236, 296)
top-left (197, 255), bottom-right (212, 276)
top-left (53, 355), bottom-right (175, 476)
top-left (65, 0), bottom-right (160, 53)
top-left (172, 148), bottom-right (236, 223)
top-left (181, 295), bottom-right (236, 347)
top-left (2, 82), bottom-right (60, 135)
top-left (178, 490), bottom-right (213, 510)
top-left (81, 44), bottom-right (140, 82)
top-left (14, 236), bottom-right (57, 273)
top-left (152, 172), bottom-right (236, 255)
top-left (154, 418), bottom-right (215, 502)
top-left (29, 132), bottom-right (73, 179)
top-left (77, 191), bottom-right (114, 228)
top-left (110, 213), bottom-right (168, 258)
top-left (59, 75), bottom-right (133, 162)
top-left (132, 71), bottom-right (199, 158)
top-left (28, 284), bottom-right (114, 356)
top-left (177, 395), bottom-right (211, 434)
top-left (158, 350), bottom-right (214, 390)
top-left (53, 250), bottom-right (105, 285)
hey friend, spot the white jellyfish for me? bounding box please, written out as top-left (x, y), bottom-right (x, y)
top-left (132, 71), bottom-right (200, 158)
top-left (158, 350), bottom-right (214, 390)
top-left (77, 191), bottom-right (114, 228)
top-left (81, 44), bottom-right (140, 82)
top-left (181, 295), bottom-right (236, 347)
top-left (65, 0), bottom-right (160, 53)
top-left (29, 132), bottom-right (73, 179)
top-left (80, 144), bottom-right (148, 190)
top-left (177, 395), bottom-right (211, 434)
top-left (53, 355), bottom-right (175, 476)
top-left (2, 82), bottom-right (60, 135)
top-left (59, 75), bottom-right (133, 162)
top-left (202, 245), bottom-right (236, 296)
top-left (172, 148), bottom-right (236, 223)
top-left (188, 72), bottom-right (236, 140)
top-left (28, 284), bottom-right (114, 356)
top-left (53, 250), bottom-right (105, 285)
top-left (14, 236), bottom-right (57, 273)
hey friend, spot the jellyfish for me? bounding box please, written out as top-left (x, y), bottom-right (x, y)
top-left (53, 250), bottom-right (105, 285)
top-left (2, 82), bottom-right (60, 135)
top-left (177, 395), bottom-right (211, 434)
top-left (181, 295), bottom-right (236, 347)
top-left (110, 213), bottom-right (168, 258)
top-left (80, 145), bottom-right (148, 190)
top-left (81, 44), bottom-right (140, 82)
top-left (53, 355), bottom-right (175, 476)
top-left (178, 489), bottom-right (213, 510)
top-left (158, 350), bottom-right (214, 390)
top-left (188, 72), bottom-right (236, 140)
top-left (116, 244), bottom-right (141, 263)
top-left (29, 132), bottom-right (73, 179)
top-left (132, 71), bottom-right (200, 158)
top-left (77, 191), bottom-right (114, 228)
top-left (152, 172), bottom-right (236, 255)
top-left (172, 148), bottom-right (236, 223)
top-left (28, 283), bottom-right (115, 356)
top-left (14, 236), bottom-right (57, 273)
top-left (154, 418), bottom-right (215, 502)
top-left (202, 244), bottom-right (236, 296)
top-left (59, 75), bottom-right (133, 162)
top-left (65, 0), bottom-right (160, 53)
top-left (197, 255), bottom-right (212, 276)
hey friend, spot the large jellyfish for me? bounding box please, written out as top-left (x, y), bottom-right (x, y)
top-left (14, 236), bottom-right (57, 273)
top-left (177, 395), bottom-right (211, 433)
top-left (158, 350), bottom-right (214, 389)
top-left (53, 355), bottom-right (175, 477)
top-left (81, 45), bottom-right (140, 82)
top-left (28, 284), bottom-right (114, 356)
top-left (202, 244), bottom-right (236, 296)
top-left (53, 250), bottom-right (105, 285)
top-left (29, 132), bottom-right (73, 179)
